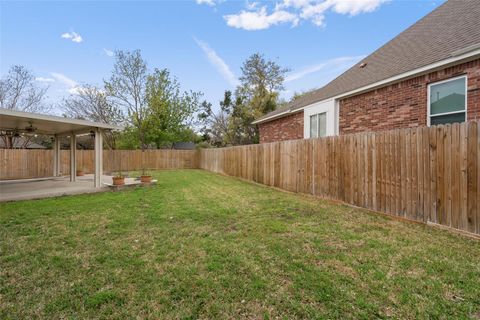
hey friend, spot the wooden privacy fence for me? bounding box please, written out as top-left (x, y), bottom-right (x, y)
top-left (0, 149), bottom-right (54, 180)
top-left (102, 150), bottom-right (198, 173)
top-left (0, 149), bottom-right (198, 179)
top-left (199, 121), bottom-right (480, 236)
top-left (1, 122), bottom-right (479, 235)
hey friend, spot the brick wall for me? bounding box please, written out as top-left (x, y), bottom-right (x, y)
top-left (257, 58), bottom-right (480, 142)
top-left (339, 58), bottom-right (480, 134)
top-left (258, 111), bottom-right (304, 143)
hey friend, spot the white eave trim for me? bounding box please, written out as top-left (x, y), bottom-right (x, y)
top-left (335, 48), bottom-right (480, 100)
top-left (252, 108), bottom-right (301, 124)
top-left (254, 48), bottom-right (480, 125)
top-left (0, 108), bottom-right (124, 131)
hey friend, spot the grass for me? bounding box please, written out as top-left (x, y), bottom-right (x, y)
top-left (1, 170), bottom-right (479, 319)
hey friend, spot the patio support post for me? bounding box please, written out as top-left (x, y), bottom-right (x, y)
top-left (94, 128), bottom-right (103, 188)
top-left (53, 135), bottom-right (61, 176)
top-left (70, 134), bottom-right (76, 182)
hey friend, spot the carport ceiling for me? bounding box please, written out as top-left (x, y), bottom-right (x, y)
top-left (0, 108), bottom-right (122, 136)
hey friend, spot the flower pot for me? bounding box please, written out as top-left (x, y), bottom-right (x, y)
top-left (76, 170), bottom-right (85, 176)
top-left (112, 176), bottom-right (125, 186)
top-left (140, 175), bottom-right (152, 183)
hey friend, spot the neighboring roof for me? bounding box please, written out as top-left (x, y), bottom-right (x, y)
top-left (431, 93), bottom-right (465, 113)
top-left (0, 108), bottom-right (124, 135)
top-left (0, 137), bottom-right (46, 149)
top-left (172, 142), bottom-right (196, 150)
top-left (255, 0), bottom-right (480, 124)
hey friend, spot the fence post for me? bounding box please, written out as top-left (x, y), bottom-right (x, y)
top-left (69, 134), bottom-right (77, 182)
top-left (53, 135), bottom-right (61, 177)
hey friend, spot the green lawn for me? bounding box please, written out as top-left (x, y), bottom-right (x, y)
top-left (1, 170), bottom-right (479, 319)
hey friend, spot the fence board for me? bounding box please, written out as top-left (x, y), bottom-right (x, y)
top-left (422, 127), bottom-right (430, 223)
top-left (460, 124), bottom-right (468, 230)
top-left (429, 127), bottom-right (438, 223)
top-left (467, 122), bottom-right (478, 233)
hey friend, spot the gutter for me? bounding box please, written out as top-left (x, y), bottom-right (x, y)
top-left (252, 107), bottom-right (303, 125)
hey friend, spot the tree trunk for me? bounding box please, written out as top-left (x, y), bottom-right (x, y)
top-left (6, 136), bottom-right (13, 149)
top-left (140, 131), bottom-right (146, 151)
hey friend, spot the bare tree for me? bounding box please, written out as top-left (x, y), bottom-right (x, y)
top-left (198, 98), bottom-right (236, 147)
top-left (0, 65), bottom-right (49, 149)
top-left (104, 50), bottom-right (149, 150)
top-left (0, 65), bottom-right (48, 113)
top-left (205, 110), bottom-right (232, 147)
top-left (62, 84), bottom-right (124, 149)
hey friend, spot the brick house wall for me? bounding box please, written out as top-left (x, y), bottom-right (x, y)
top-left (258, 111), bottom-right (304, 143)
top-left (339, 58), bottom-right (480, 134)
top-left (257, 58), bottom-right (480, 143)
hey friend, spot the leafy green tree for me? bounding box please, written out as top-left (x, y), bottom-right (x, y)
top-left (115, 127), bottom-right (141, 150)
top-left (200, 54), bottom-right (288, 146)
top-left (237, 53), bottom-right (289, 117)
top-left (144, 68), bottom-right (202, 148)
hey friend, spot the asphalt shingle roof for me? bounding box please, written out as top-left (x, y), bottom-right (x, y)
top-left (256, 0), bottom-right (480, 123)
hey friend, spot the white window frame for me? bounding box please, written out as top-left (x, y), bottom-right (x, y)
top-left (427, 75), bottom-right (467, 126)
top-left (310, 112), bottom-right (327, 138)
top-left (303, 98), bottom-right (337, 138)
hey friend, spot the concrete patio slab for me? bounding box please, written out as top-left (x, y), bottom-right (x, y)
top-left (0, 174), bottom-right (156, 202)
top-left (0, 175), bottom-right (112, 202)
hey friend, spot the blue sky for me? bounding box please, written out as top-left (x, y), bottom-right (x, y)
top-left (1, 0), bottom-right (443, 114)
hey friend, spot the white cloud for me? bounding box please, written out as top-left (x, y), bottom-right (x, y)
top-left (51, 72), bottom-right (77, 87)
top-left (196, 0), bottom-right (216, 6)
top-left (329, 0), bottom-right (387, 15)
top-left (277, 0), bottom-right (313, 9)
top-left (35, 77), bottom-right (55, 83)
top-left (50, 72), bottom-right (81, 94)
top-left (298, 1), bottom-right (331, 25)
top-left (61, 31), bottom-right (83, 43)
top-left (286, 63), bottom-right (327, 82)
top-left (224, 0), bottom-right (388, 30)
top-left (224, 6), bottom-right (299, 30)
top-left (103, 48), bottom-right (114, 57)
top-left (193, 37), bottom-right (238, 87)
top-left (285, 55), bottom-right (365, 82)
top-left (246, 1), bottom-right (259, 10)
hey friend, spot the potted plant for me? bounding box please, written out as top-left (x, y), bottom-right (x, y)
top-left (112, 170), bottom-right (125, 186)
top-left (76, 167), bottom-right (85, 176)
top-left (140, 167), bottom-right (152, 184)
